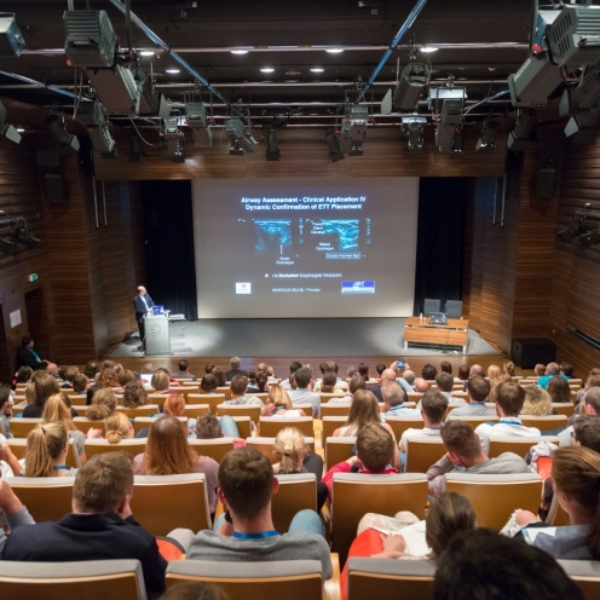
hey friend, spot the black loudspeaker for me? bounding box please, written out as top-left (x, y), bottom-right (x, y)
top-left (536, 167), bottom-right (556, 198)
top-left (511, 337), bottom-right (556, 369)
top-left (43, 174), bottom-right (64, 202)
top-left (36, 150), bottom-right (60, 168)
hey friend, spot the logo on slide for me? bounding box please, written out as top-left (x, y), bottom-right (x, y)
top-left (341, 280), bottom-right (375, 294)
top-left (236, 282), bottom-right (252, 295)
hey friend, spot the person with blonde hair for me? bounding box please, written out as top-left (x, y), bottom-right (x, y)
top-left (42, 393), bottom-right (86, 464)
top-left (272, 427), bottom-right (327, 510)
top-left (487, 364), bottom-right (502, 383)
top-left (261, 384), bottom-right (306, 417)
top-left (521, 385), bottom-right (553, 417)
top-left (22, 372), bottom-right (60, 418)
top-left (133, 416), bottom-right (219, 513)
top-left (151, 369), bottom-right (172, 393)
top-left (503, 361), bottom-right (516, 377)
top-left (87, 388), bottom-right (117, 422)
top-left (105, 412), bottom-right (135, 444)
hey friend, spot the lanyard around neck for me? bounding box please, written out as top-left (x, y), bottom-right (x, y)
top-left (232, 530), bottom-right (279, 540)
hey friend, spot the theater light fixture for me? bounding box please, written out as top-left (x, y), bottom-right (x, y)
top-left (401, 116), bottom-right (427, 151)
top-left (564, 106), bottom-right (600, 145)
top-left (77, 100), bottom-right (116, 155)
top-left (579, 227), bottom-right (600, 248)
top-left (339, 104), bottom-right (368, 156)
top-left (548, 5), bottom-right (600, 68)
top-left (476, 119), bottom-right (498, 151)
top-left (46, 114), bottom-right (80, 151)
top-left (558, 208), bottom-right (590, 242)
top-left (393, 62), bottom-right (430, 111)
top-left (63, 10), bottom-right (117, 68)
top-left (326, 130), bottom-right (344, 162)
top-left (225, 117), bottom-right (258, 155)
top-left (265, 128), bottom-right (280, 161)
top-left (0, 99), bottom-right (21, 144)
top-left (0, 13), bottom-right (25, 56)
top-left (0, 236), bottom-right (15, 256)
top-left (507, 108), bottom-right (537, 152)
top-left (160, 118), bottom-right (185, 162)
top-left (185, 101), bottom-right (213, 146)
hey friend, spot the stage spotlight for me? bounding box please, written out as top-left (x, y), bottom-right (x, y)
top-left (161, 118), bottom-right (185, 162)
top-left (0, 99), bottom-right (21, 145)
top-left (571, 65), bottom-right (600, 111)
top-left (186, 102), bottom-right (213, 146)
top-left (565, 106), bottom-right (600, 145)
top-left (579, 227), bottom-right (600, 248)
top-left (476, 119), bottom-right (498, 151)
top-left (326, 130), bottom-right (344, 162)
top-left (393, 62), bottom-right (430, 111)
top-left (76, 100), bottom-right (116, 155)
top-left (558, 209), bottom-right (589, 242)
top-left (548, 5), bottom-right (600, 68)
top-left (508, 53), bottom-right (563, 107)
top-left (225, 118), bottom-right (258, 155)
top-left (0, 14), bottom-right (25, 56)
top-left (428, 88), bottom-right (466, 121)
top-left (12, 219), bottom-right (40, 248)
top-left (63, 10), bottom-right (117, 68)
top-left (0, 236), bottom-right (16, 256)
top-left (46, 114), bottom-right (80, 151)
top-left (435, 123), bottom-right (455, 153)
top-left (451, 128), bottom-right (464, 153)
top-left (88, 65), bottom-right (140, 115)
top-left (507, 109), bottom-right (537, 152)
top-left (401, 116), bottom-right (426, 151)
top-left (340, 104), bottom-right (368, 155)
top-left (265, 128), bottom-right (280, 161)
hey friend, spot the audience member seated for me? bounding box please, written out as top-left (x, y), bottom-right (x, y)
top-left (163, 394), bottom-right (185, 416)
top-left (575, 368), bottom-right (600, 406)
top-left (42, 393), bottom-right (86, 464)
top-left (320, 371), bottom-right (345, 395)
top-left (421, 364), bottom-right (438, 381)
top-left (547, 375), bottom-right (572, 405)
top-left (380, 382), bottom-right (417, 419)
top-left (503, 361), bottom-right (517, 378)
top-left (224, 356), bottom-right (248, 382)
top-left (457, 364), bottom-right (470, 384)
top-left (537, 362), bottom-right (561, 389)
top-left (328, 374), bottom-right (363, 404)
top-left (104, 411), bottom-right (136, 443)
top-left (72, 373), bottom-right (89, 395)
top-left (272, 427), bottom-right (328, 510)
top-left (435, 372), bottom-right (466, 405)
top-left (158, 582), bottom-right (228, 600)
top-left (469, 364), bottom-right (485, 377)
top-left (532, 363), bottom-right (546, 379)
top-left (1, 452), bottom-right (167, 598)
top-left (223, 375), bottom-right (264, 408)
top-left (399, 390), bottom-right (448, 460)
top-left (434, 528), bottom-right (583, 600)
top-left (520, 385), bottom-right (554, 417)
top-left (0, 386), bottom-right (13, 439)
top-left (261, 384), bottom-right (306, 418)
top-left (280, 360), bottom-right (302, 390)
top-left (475, 382), bottom-right (541, 452)
top-left (440, 361), bottom-right (453, 376)
top-left (14, 365), bottom-right (33, 385)
top-left (83, 360), bottom-right (100, 382)
top-left (414, 377), bottom-right (430, 394)
top-left (560, 361), bottom-right (574, 380)
top-left (87, 388), bottom-right (117, 424)
top-left (151, 369), bottom-right (178, 394)
top-left (199, 373), bottom-right (219, 394)
top-left (447, 376), bottom-right (494, 418)
top-left (247, 370), bottom-right (268, 394)
top-left (22, 372), bottom-right (60, 418)
top-left (123, 380), bottom-right (149, 408)
top-left (173, 359), bottom-right (196, 381)
top-left (17, 334), bottom-right (57, 372)
top-left (287, 367), bottom-right (320, 417)
top-left (487, 364), bottom-right (502, 385)
top-left (315, 360), bottom-right (347, 391)
top-left (194, 413), bottom-right (243, 446)
top-left (186, 447), bottom-right (332, 578)
top-left (60, 365), bottom-right (80, 390)
top-left (96, 367), bottom-right (122, 390)
top-left (427, 420), bottom-right (528, 497)
top-left (558, 386), bottom-right (600, 447)
top-left (515, 445), bottom-right (600, 560)
top-left (133, 416), bottom-right (219, 513)
top-left (323, 423), bottom-right (398, 497)
top-left (573, 414), bottom-right (600, 453)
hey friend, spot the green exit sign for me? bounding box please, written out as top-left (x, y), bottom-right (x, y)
top-left (28, 273), bottom-right (38, 282)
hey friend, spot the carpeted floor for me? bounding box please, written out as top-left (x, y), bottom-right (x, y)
top-left (108, 318), bottom-right (499, 359)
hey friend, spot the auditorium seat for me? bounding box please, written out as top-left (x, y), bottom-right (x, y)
top-left (84, 438), bottom-right (147, 459)
top-left (217, 386), bottom-right (233, 399)
top-left (444, 473), bottom-right (543, 530)
top-left (444, 300), bottom-right (463, 319)
top-left (320, 393), bottom-right (347, 405)
top-left (116, 405), bottom-right (160, 419)
top-left (8, 438), bottom-right (80, 469)
top-left (217, 403), bottom-right (262, 422)
top-left (346, 558), bottom-right (435, 600)
top-left (383, 417), bottom-right (424, 441)
top-left (520, 415), bottom-right (568, 431)
top-left (331, 473), bottom-right (428, 564)
top-left (487, 437), bottom-right (558, 459)
top-left (187, 393), bottom-right (227, 413)
top-left (444, 415), bottom-right (499, 429)
top-left (551, 402), bottom-right (575, 417)
top-left (67, 394), bottom-right (88, 406)
top-left (321, 404), bottom-right (352, 418)
top-left (132, 415), bottom-right (188, 435)
top-left (272, 473), bottom-right (317, 533)
top-left (131, 473), bottom-right (212, 536)
top-left (423, 298), bottom-right (441, 316)
top-left (72, 417), bottom-right (104, 434)
top-left (9, 418), bottom-right (43, 438)
top-left (259, 417), bottom-right (314, 438)
top-left (231, 416), bottom-right (252, 438)
top-left (246, 436), bottom-right (315, 463)
top-left (322, 417), bottom-right (351, 440)
top-left (147, 393), bottom-right (172, 406)
top-left (166, 559), bottom-right (324, 600)
top-left (559, 560), bottom-right (600, 600)
top-left (407, 392), bottom-right (424, 402)
top-left (5, 477), bottom-right (73, 522)
top-left (404, 439), bottom-right (446, 473)
top-left (324, 436), bottom-right (356, 470)
top-left (188, 437), bottom-right (235, 463)
top-left (0, 559), bottom-right (148, 600)
top-left (181, 403), bottom-right (211, 418)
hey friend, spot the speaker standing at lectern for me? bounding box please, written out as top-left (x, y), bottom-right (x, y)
top-left (133, 285), bottom-right (155, 351)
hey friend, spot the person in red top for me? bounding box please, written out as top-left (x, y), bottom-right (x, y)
top-left (322, 423), bottom-right (397, 497)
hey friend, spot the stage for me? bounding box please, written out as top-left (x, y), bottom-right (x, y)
top-left (108, 318), bottom-right (499, 360)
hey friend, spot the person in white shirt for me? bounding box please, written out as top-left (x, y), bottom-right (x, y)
top-left (381, 382), bottom-right (419, 420)
top-left (435, 372), bottom-right (466, 405)
top-left (399, 390), bottom-right (448, 469)
top-left (475, 381), bottom-right (540, 454)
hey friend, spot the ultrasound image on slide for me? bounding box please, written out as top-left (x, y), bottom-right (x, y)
top-left (313, 219), bottom-right (360, 251)
top-left (254, 219), bottom-right (292, 255)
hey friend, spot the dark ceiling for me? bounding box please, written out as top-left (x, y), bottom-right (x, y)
top-left (0, 0), bottom-right (536, 129)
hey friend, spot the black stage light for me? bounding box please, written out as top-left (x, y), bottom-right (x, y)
top-left (508, 109), bottom-right (537, 152)
top-left (579, 227), bottom-right (600, 247)
top-left (161, 118), bottom-right (185, 162)
top-left (265, 129), bottom-right (280, 161)
top-left (393, 63), bottom-right (429, 111)
top-left (225, 118), bottom-right (258, 155)
top-left (428, 88), bottom-right (466, 119)
top-left (401, 116), bottom-right (426, 151)
top-left (340, 105), bottom-right (368, 154)
top-left (476, 120), bottom-right (498, 151)
top-left (0, 99), bottom-right (21, 144)
top-left (326, 130), bottom-right (344, 162)
top-left (435, 123), bottom-right (455, 153)
top-left (46, 114), bottom-right (80, 151)
top-left (558, 210), bottom-right (589, 242)
top-left (88, 65), bottom-right (140, 115)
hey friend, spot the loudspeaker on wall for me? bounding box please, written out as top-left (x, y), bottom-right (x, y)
top-left (43, 173), bottom-right (64, 202)
top-left (536, 167), bottom-right (556, 198)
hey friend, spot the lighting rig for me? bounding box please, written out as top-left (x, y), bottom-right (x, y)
top-left (225, 116), bottom-right (258, 156)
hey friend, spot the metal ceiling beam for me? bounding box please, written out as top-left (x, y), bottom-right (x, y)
top-left (0, 70), bottom-right (87, 101)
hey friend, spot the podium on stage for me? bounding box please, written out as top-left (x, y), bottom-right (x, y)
top-left (144, 313), bottom-right (171, 356)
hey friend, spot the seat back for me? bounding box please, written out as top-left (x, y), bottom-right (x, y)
top-left (325, 436), bottom-right (356, 470)
top-left (72, 417), bottom-right (104, 434)
top-left (487, 437), bottom-right (557, 459)
top-left (9, 418), bottom-right (43, 438)
top-left (188, 438), bottom-right (235, 463)
top-left (259, 417), bottom-right (314, 438)
top-left (331, 474), bottom-right (428, 563)
top-left (347, 558), bottom-right (435, 600)
top-left (231, 416), bottom-right (252, 439)
top-left (115, 405), bottom-right (159, 419)
top-left (132, 415), bottom-right (188, 435)
top-left (319, 393), bottom-right (347, 405)
top-left (383, 417), bottom-right (424, 441)
top-left (320, 403), bottom-right (352, 418)
top-left (216, 403), bottom-right (262, 422)
top-left (322, 417), bottom-right (348, 440)
top-left (84, 438), bottom-right (147, 460)
top-left (551, 403), bottom-right (574, 417)
top-left (166, 560), bottom-right (323, 600)
top-left (187, 393), bottom-right (227, 413)
top-left (131, 473), bottom-right (211, 536)
top-left (181, 404), bottom-right (211, 418)
top-left (405, 439), bottom-right (446, 473)
top-left (272, 473), bottom-right (317, 533)
top-left (444, 300), bottom-right (463, 319)
top-left (446, 415), bottom-right (499, 429)
top-left (67, 394), bottom-right (88, 406)
top-left (247, 437), bottom-right (315, 464)
top-left (8, 438), bottom-right (80, 469)
top-left (559, 560), bottom-right (600, 600)
top-left (445, 473), bottom-right (543, 530)
top-left (0, 559), bottom-right (148, 600)
top-left (520, 415), bottom-right (568, 431)
top-left (5, 477), bottom-right (74, 522)
top-left (423, 298), bottom-right (441, 316)
top-left (217, 386), bottom-right (233, 399)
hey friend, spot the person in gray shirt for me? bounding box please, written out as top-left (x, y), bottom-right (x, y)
top-left (288, 367), bottom-right (321, 418)
top-left (223, 375), bottom-right (265, 408)
top-left (427, 420), bottom-right (529, 497)
top-left (447, 376), bottom-right (496, 418)
top-left (187, 447), bottom-right (332, 578)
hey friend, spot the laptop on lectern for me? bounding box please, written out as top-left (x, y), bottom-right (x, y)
top-left (430, 312), bottom-right (448, 325)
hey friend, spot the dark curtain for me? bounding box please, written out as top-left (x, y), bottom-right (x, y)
top-left (141, 180), bottom-right (198, 321)
top-left (413, 178), bottom-right (467, 315)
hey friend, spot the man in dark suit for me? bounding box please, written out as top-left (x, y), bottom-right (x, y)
top-left (133, 285), bottom-right (155, 351)
top-left (2, 452), bottom-right (167, 599)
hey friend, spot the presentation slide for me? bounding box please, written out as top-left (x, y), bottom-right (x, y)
top-left (191, 177), bottom-right (419, 318)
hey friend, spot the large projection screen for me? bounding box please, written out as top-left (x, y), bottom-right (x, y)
top-left (192, 177), bottom-right (419, 318)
